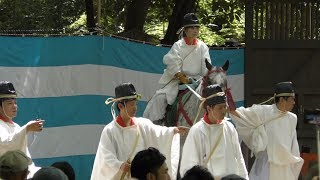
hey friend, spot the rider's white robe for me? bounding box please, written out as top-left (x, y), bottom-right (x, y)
top-left (143, 38), bottom-right (211, 121)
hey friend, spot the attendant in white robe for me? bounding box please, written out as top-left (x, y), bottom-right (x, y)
top-left (90, 82), bottom-right (187, 180)
top-left (0, 81), bottom-right (44, 178)
top-left (143, 13), bottom-right (212, 121)
top-left (180, 84), bottom-right (248, 179)
top-left (229, 81), bottom-right (304, 180)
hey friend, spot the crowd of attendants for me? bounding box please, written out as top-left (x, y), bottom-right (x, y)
top-left (0, 148), bottom-right (245, 180)
top-left (0, 150), bottom-right (75, 180)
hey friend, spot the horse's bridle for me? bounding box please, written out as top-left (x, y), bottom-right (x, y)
top-left (201, 67), bottom-right (226, 92)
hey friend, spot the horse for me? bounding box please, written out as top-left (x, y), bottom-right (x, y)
top-left (161, 59), bottom-right (230, 128)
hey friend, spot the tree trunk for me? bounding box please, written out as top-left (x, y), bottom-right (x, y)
top-left (161, 0), bottom-right (196, 45)
top-left (124, 0), bottom-right (151, 31)
top-left (85, 0), bottom-right (96, 32)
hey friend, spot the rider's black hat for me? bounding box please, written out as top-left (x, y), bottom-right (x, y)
top-left (183, 13), bottom-right (200, 28)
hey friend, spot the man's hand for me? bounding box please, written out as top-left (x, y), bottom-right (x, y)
top-left (175, 72), bottom-right (190, 84)
top-left (120, 162), bottom-right (131, 173)
top-left (26, 120), bottom-right (45, 133)
top-left (174, 126), bottom-right (190, 136)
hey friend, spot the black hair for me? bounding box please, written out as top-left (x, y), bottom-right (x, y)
top-left (275, 96), bottom-right (290, 103)
top-left (0, 168), bottom-right (28, 180)
top-left (0, 98), bottom-right (16, 107)
top-left (51, 161), bottom-right (75, 180)
top-left (131, 147), bottom-right (166, 180)
top-left (181, 165), bottom-right (214, 180)
top-left (221, 174), bottom-right (246, 180)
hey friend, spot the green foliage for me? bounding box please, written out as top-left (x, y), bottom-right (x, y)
top-left (196, 0), bottom-right (245, 45)
top-left (0, 0), bottom-right (245, 45)
top-left (143, 0), bottom-right (245, 46)
top-left (0, 0), bottom-right (85, 32)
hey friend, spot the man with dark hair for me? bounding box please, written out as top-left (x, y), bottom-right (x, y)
top-left (144, 12), bottom-right (212, 122)
top-left (131, 147), bottom-right (169, 180)
top-left (180, 84), bottom-right (248, 179)
top-left (90, 82), bottom-right (187, 180)
top-left (181, 165), bottom-right (214, 180)
top-left (51, 161), bottom-right (75, 180)
top-left (0, 150), bottom-right (31, 180)
top-left (32, 166), bottom-right (68, 180)
top-left (230, 82), bottom-right (304, 180)
top-left (221, 174), bottom-right (246, 180)
top-left (0, 81), bottom-right (44, 178)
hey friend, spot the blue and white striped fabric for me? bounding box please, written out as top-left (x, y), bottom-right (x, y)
top-left (0, 36), bottom-right (244, 180)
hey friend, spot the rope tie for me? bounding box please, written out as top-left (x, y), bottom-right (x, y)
top-left (259, 92), bottom-right (295, 105)
top-left (0, 94), bottom-right (17, 98)
top-left (185, 84), bottom-right (225, 125)
top-left (105, 94), bottom-right (141, 120)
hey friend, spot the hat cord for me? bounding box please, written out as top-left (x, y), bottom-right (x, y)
top-left (193, 91), bottom-right (226, 125)
top-left (1, 101), bottom-right (15, 120)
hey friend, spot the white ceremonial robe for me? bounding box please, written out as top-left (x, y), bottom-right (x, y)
top-left (143, 38), bottom-right (211, 121)
top-left (0, 120), bottom-right (40, 178)
top-left (230, 104), bottom-right (304, 180)
top-left (180, 118), bottom-right (248, 179)
top-left (90, 117), bottom-right (180, 180)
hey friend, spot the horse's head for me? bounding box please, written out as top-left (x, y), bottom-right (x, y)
top-left (203, 59), bottom-right (229, 90)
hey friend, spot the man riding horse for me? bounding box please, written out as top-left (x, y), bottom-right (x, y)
top-left (143, 13), bottom-right (212, 122)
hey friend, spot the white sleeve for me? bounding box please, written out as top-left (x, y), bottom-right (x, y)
top-left (138, 119), bottom-right (179, 179)
top-left (90, 127), bottom-right (125, 180)
top-left (0, 123), bottom-right (28, 152)
top-left (291, 116), bottom-right (304, 179)
top-left (200, 43), bottom-right (211, 76)
top-left (163, 42), bottom-right (182, 76)
top-left (179, 127), bottom-right (201, 176)
top-left (99, 129), bottom-right (123, 170)
top-left (232, 127), bottom-right (249, 179)
top-left (229, 105), bottom-right (269, 155)
top-left (139, 119), bottom-right (175, 147)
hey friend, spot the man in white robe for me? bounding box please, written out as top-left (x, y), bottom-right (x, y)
top-left (229, 81), bottom-right (304, 180)
top-left (0, 81), bottom-right (44, 178)
top-left (90, 82), bottom-right (186, 180)
top-left (143, 13), bottom-right (212, 121)
top-left (180, 84), bottom-right (248, 179)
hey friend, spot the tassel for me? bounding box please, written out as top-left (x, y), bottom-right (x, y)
top-left (226, 87), bottom-right (236, 111)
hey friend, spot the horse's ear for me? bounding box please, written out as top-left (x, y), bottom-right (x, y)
top-left (205, 58), bottom-right (213, 70)
top-left (222, 60), bottom-right (229, 71)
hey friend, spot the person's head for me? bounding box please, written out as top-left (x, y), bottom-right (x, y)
top-left (181, 165), bottom-right (214, 180)
top-left (221, 174), bottom-right (246, 180)
top-left (183, 13), bottom-right (200, 39)
top-left (0, 150), bottom-right (32, 180)
top-left (32, 166), bottom-right (68, 180)
top-left (51, 161), bottom-right (75, 180)
top-left (203, 84), bottom-right (227, 121)
top-left (114, 82), bottom-right (141, 119)
top-left (0, 81), bottom-right (18, 120)
top-left (274, 81), bottom-right (295, 112)
top-left (131, 147), bottom-right (169, 180)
